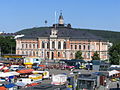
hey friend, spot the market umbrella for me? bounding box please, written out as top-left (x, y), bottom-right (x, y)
top-left (15, 82), bottom-right (27, 87)
top-left (4, 83), bottom-right (16, 88)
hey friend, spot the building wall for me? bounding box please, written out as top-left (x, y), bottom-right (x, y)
top-left (16, 37), bottom-right (109, 61)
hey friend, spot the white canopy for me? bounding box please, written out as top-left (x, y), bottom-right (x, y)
top-left (0, 72), bottom-right (20, 77)
top-left (109, 70), bottom-right (120, 76)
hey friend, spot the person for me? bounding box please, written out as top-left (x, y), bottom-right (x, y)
top-left (117, 83), bottom-right (119, 88)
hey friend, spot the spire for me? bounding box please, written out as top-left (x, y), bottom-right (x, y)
top-left (59, 11), bottom-right (64, 25)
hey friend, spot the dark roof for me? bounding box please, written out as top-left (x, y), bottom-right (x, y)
top-left (91, 60), bottom-right (109, 65)
top-left (60, 59), bottom-right (86, 63)
top-left (78, 74), bottom-right (97, 81)
top-left (16, 26), bottom-right (104, 41)
top-left (25, 84), bottom-right (66, 90)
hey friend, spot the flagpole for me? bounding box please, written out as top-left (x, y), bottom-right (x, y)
top-left (55, 11), bottom-right (56, 29)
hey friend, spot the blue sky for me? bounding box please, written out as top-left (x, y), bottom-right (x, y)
top-left (0, 0), bottom-right (120, 33)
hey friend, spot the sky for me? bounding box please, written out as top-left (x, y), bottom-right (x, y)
top-left (0, 0), bottom-right (120, 33)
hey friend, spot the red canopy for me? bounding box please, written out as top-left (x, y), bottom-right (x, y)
top-left (26, 83), bottom-right (39, 87)
top-left (17, 69), bottom-right (34, 74)
top-left (0, 86), bottom-right (7, 90)
top-left (39, 65), bottom-right (46, 67)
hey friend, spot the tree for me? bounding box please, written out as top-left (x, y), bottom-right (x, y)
top-left (0, 36), bottom-right (16, 55)
top-left (75, 51), bottom-right (83, 59)
top-left (108, 43), bottom-right (120, 65)
top-left (91, 51), bottom-right (100, 60)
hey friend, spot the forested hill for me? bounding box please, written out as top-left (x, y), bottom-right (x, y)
top-left (16, 27), bottom-right (120, 43)
top-left (75, 28), bottom-right (120, 43)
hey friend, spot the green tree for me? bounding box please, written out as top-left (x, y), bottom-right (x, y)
top-left (91, 51), bottom-right (100, 60)
top-left (108, 43), bottom-right (120, 65)
top-left (0, 36), bottom-right (16, 55)
top-left (75, 51), bottom-right (83, 59)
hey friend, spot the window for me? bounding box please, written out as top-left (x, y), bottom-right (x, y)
top-left (47, 42), bottom-right (50, 49)
top-left (88, 45), bottom-right (90, 50)
top-left (58, 52), bottom-right (60, 57)
top-left (22, 44), bottom-right (24, 48)
top-left (75, 45), bottom-right (77, 49)
top-left (29, 51), bottom-right (32, 56)
top-left (33, 51), bottom-right (35, 56)
top-left (47, 52), bottom-right (49, 58)
top-left (26, 51), bottom-right (28, 55)
top-left (79, 45), bottom-right (81, 49)
top-left (42, 41), bottom-right (45, 48)
top-left (70, 53), bottom-right (73, 58)
top-left (63, 42), bottom-right (66, 49)
top-left (22, 51), bottom-right (24, 55)
top-left (83, 45), bottom-right (86, 50)
top-left (36, 52), bottom-right (38, 56)
top-left (52, 41), bottom-right (55, 48)
top-left (58, 41), bottom-right (61, 49)
top-left (63, 52), bottom-right (66, 57)
top-left (33, 44), bottom-right (35, 48)
top-left (71, 45), bottom-right (73, 49)
top-left (29, 44), bottom-right (31, 48)
top-left (87, 52), bottom-right (90, 58)
top-left (26, 44), bottom-right (28, 48)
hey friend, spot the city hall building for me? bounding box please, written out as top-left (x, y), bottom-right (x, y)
top-left (16, 13), bottom-right (109, 61)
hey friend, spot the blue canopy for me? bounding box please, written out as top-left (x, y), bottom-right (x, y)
top-left (4, 83), bottom-right (16, 88)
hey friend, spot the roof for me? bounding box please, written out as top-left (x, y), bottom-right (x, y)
top-left (17, 69), bottom-right (34, 74)
top-left (108, 70), bottom-right (120, 76)
top-left (26, 83), bottom-right (39, 87)
top-left (60, 59), bottom-right (86, 63)
top-left (92, 60), bottom-right (101, 65)
top-left (16, 27), bottom-right (104, 41)
top-left (4, 83), bottom-right (16, 88)
top-left (0, 86), bottom-right (7, 90)
top-left (78, 74), bottom-right (97, 81)
top-left (25, 84), bottom-right (66, 90)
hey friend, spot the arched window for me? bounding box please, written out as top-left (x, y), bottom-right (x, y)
top-left (79, 45), bottom-right (81, 49)
top-left (88, 52), bottom-right (90, 58)
top-left (26, 51), bottom-right (28, 55)
top-left (58, 41), bottom-right (61, 49)
top-left (22, 44), bottom-right (24, 48)
top-left (58, 52), bottom-right (60, 57)
top-left (88, 45), bottom-right (90, 50)
top-left (70, 53), bottom-right (73, 58)
top-left (75, 45), bottom-right (77, 49)
top-left (22, 51), bottom-right (24, 55)
top-left (63, 52), bottom-right (66, 58)
top-left (63, 42), bottom-right (66, 49)
top-left (33, 51), bottom-right (35, 56)
top-left (71, 45), bottom-right (73, 49)
top-left (47, 42), bottom-right (50, 49)
top-left (83, 45), bottom-right (86, 50)
top-left (26, 44), bottom-right (28, 48)
top-left (29, 44), bottom-right (31, 48)
top-left (30, 51), bottom-right (32, 56)
top-left (42, 41), bottom-right (45, 48)
top-left (52, 41), bottom-right (55, 48)
top-left (33, 44), bottom-right (35, 48)
top-left (36, 52), bottom-right (38, 56)
top-left (47, 52), bottom-right (49, 58)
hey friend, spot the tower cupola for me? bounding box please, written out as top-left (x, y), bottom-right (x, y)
top-left (59, 12), bottom-right (64, 25)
